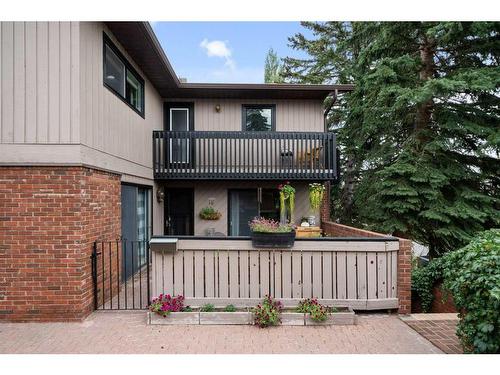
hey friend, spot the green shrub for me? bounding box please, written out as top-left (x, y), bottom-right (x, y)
top-left (411, 258), bottom-right (444, 312)
top-left (224, 304), bottom-right (237, 312)
top-left (200, 303), bottom-right (215, 312)
top-left (441, 229), bottom-right (500, 353)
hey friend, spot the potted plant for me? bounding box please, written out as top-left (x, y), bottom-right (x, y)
top-left (308, 183), bottom-right (325, 225)
top-left (199, 206), bottom-right (222, 220)
top-left (278, 182), bottom-right (295, 224)
top-left (249, 217), bottom-right (296, 248)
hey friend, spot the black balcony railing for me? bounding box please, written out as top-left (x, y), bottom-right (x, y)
top-left (153, 130), bottom-right (337, 180)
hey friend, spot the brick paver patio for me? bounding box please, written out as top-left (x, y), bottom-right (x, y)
top-left (401, 313), bottom-right (462, 354)
top-left (0, 311), bottom-right (442, 354)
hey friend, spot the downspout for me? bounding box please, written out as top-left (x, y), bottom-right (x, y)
top-left (323, 89), bottom-right (338, 132)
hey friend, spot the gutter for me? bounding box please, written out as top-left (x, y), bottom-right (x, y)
top-left (324, 89), bottom-right (338, 132)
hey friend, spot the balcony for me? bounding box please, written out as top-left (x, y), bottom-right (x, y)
top-left (153, 130), bottom-right (338, 180)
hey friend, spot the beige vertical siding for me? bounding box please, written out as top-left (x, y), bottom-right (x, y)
top-left (167, 98), bottom-right (324, 132)
top-left (0, 22), bottom-right (80, 144)
top-left (78, 22), bottom-right (164, 178)
top-left (1, 22), bottom-right (163, 181)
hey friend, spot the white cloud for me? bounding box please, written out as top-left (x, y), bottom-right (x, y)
top-left (199, 38), bottom-right (235, 70)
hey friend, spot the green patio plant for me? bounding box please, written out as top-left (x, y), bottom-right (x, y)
top-left (252, 295), bottom-right (283, 328)
top-left (199, 206), bottom-right (222, 220)
top-left (296, 298), bottom-right (332, 322)
top-left (148, 294), bottom-right (184, 317)
top-left (278, 182), bottom-right (295, 223)
top-left (308, 183), bottom-right (325, 212)
top-left (200, 303), bottom-right (215, 312)
top-left (224, 304), bottom-right (237, 312)
top-left (248, 217), bottom-right (294, 233)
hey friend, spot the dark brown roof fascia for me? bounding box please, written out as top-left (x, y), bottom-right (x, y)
top-left (107, 22), bottom-right (355, 100)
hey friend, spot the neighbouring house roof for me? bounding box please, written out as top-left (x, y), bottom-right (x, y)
top-left (104, 22), bottom-right (354, 100)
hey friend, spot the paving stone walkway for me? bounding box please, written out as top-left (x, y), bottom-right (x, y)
top-left (401, 313), bottom-right (462, 354)
top-left (0, 311), bottom-right (442, 354)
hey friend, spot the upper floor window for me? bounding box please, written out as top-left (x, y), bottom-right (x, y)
top-left (103, 34), bottom-right (145, 117)
top-left (242, 105), bottom-right (275, 131)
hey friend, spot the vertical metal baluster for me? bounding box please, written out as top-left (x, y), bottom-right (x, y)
top-left (101, 242), bottom-right (105, 308)
top-left (92, 242), bottom-right (98, 311)
top-left (146, 240), bottom-right (151, 306)
top-left (109, 242), bottom-right (112, 309)
top-left (116, 239), bottom-right (120, 309)
top-left (139, 241), bottom-right (143, 308)
top-left (131, 241), bottom-right (135, 309)
top-left (123, 240), bottom-right (127, 309)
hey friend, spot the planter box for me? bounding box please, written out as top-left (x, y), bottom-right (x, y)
top-left (200, 311), bottom-right (251, 325)
top-left (251, 231), bottom-right (296, 248)
top-left (149, 311), bottom-right (199, 325)
top-left (281, 312), bottom-right (305, 326)
top-left (305, 307), bottom-right (356, 326)
top-left (148, 306), bottom-right (355, 326)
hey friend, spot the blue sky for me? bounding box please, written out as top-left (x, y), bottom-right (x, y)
top-left (150, 22), bottom-right (313, 84)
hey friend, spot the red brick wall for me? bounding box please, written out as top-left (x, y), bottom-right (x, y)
top-left (412, 282), bottom-right (457, 313)
top-left (0, 166), bottom-right (120, 322)
top-left (319, 182), bottom-right (331, 223)
top-left (322, 221), bottom-right (412, 314)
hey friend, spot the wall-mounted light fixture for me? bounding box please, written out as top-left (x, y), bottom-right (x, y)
top-left (215, 104), bottom-right (221, 113)
top-left (156, 187), bottom-right (165, 203)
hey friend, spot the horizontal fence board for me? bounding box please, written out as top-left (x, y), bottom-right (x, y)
top-left (180, 298), bottom-right (399, 310)
top-left (176, 239), bottom-right (395, 252)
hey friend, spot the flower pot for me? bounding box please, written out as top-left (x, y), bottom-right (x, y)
top-left (251, 231), bottom-right (296, 248)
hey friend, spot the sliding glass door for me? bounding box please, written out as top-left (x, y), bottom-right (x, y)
top-left (228, 188), bottom-right (280, 236)
top-left (121, 184), bottom-right (151, 281)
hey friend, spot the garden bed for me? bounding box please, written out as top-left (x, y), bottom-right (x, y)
top-left (148, 306), bottom-right (355, 326)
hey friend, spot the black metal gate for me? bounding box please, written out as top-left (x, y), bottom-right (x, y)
top-left (91, 240), bottom-right (151, 310)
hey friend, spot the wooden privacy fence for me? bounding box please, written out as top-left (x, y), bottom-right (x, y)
top-left (151, 237), bottom-right (400, 310)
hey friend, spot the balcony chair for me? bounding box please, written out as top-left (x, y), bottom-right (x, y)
top-left (297, 146), bottom-right (323, 169)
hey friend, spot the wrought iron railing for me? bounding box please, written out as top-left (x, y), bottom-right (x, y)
top-left (153, 130), bottom-right (338, 180)
top-left (91, 240), bottom-right (150, 310)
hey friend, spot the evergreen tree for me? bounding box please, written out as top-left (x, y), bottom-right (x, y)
top-left (283, 22), bottom-right (500, 255)
top-left (264, 48), bottom-right (284, 83)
